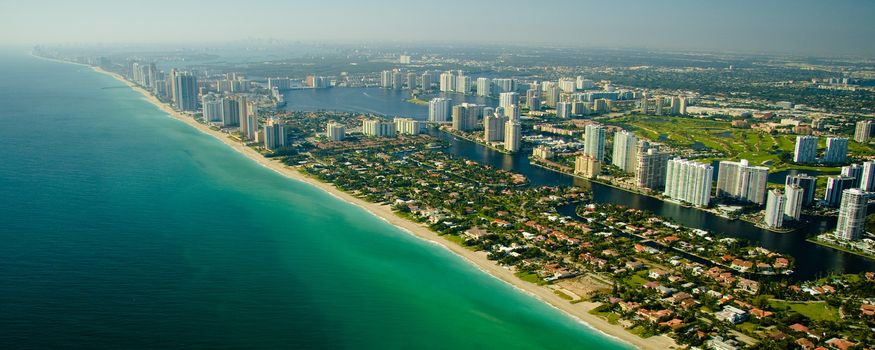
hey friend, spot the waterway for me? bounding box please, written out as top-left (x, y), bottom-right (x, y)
top-left (283, 87), bottom-right (875, 281)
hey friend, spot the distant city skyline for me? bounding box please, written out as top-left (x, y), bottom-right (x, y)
top-left (3, 0), bottom-right (875, 56)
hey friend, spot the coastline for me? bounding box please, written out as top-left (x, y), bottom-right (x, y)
top-left (85, 64), bottom-right (677, 350)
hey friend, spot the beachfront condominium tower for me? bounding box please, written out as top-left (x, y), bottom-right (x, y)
top-left (784, 184), bottom-right (804, 221)
top-left (842, 163), bottom-right (864, 188)
top-left (860, 161), bottom-right (875, 191)
top-left (786, 173), bottom-right (817, 206)
top-left (664, 158), bottom-right (713, 207)
top-left (612, 130), bottom-right (638, 173)
top-left (823, 137), bottom-right (849, 164)
top-left (220, 97), bottom-right (240, 127)
top-left (715, 159), bottom-right (769, 205)
top-left (451, 103), bottom-right (480, 132)
top-left (174, 73), bottom-right (198, 112)
top-left (504, 120), bottom-right (521, 152)
top-left (476, 77), bottom-right (491, 97)
top-left (262, 119), bottom-right (287, 151)
top-left (325, 121), bottom-right (345, 141)
top-left (584, 124), bottom-right (606, 162)
top-left (764, 189), bottom-right (786, 229)
top-left (855, 120), bottom-right (873, 143)
top-left (835, 188), bottom-right (868, 241)
top-left (825, 176), bottom-right (856, 207)
top-left (201, 94), bottom-right (223, 123)
top-left (428, 97), bottom-right (452, 123)
top-left (793, 135), bottom-right (818, 164)
top-left (362, 119), bottom-right (397, 137)
top-left (636, 147), bottom-right (670, 190)
top-left (499, 92), bottom-right (519, 111)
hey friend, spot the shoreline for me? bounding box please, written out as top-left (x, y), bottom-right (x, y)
top-left (82, 63), bottom-right (677, 350)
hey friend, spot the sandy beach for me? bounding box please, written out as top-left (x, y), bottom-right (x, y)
top-left (90, 65), bottom-right (677, 350)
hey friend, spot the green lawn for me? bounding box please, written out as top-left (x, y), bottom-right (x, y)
top-left (769, 300), bottom-right (840, 322)
top-left (608, 115), bottom-right (874, 171)
top-left (623, 271), bottom-right (650, 288)
top-left (515, 271), bottom-right (547, 285)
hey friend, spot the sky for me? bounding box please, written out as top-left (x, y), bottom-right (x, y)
top-left (2, 0), bottom-right (874, 56)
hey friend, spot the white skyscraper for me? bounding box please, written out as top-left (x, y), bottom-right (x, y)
top-left (860, 161), bottom-right (875, 191)
top-left (456, 75), bottom-right (472, 94)
top-left (835, 188), bottom-right (868, 241)
top-left (784, 185), bottom-right (804, 221)
top-left (584, 124), bottom-right (606, 162)
top-left (855, 120), bottom-right (873, 143)
top-left (428, 97), bottom-right (452, 123)
top-left (362, 119), bottom-right (396, 137)
top-left (636, 146), bottom-right (670, 190)
top-left (556, 102), bottom-right (572, 118)
top-left (499, 92), bottom-right (519, 111)
top-left (483, 113), bottom-right (507, 142)
top-left (263, 119), bottom-right (287, 151)
top-left (764, 189), bottom-right (786, 229)
top-left (842, 163), bottom-right (864, 188)
top-left (823, 137), bottom-right (849, 164)
top-left (504, 120), bottom-right (521, 152)
top-left (716, 159), bottom-right (769, 205)
top-left (612, 131), bottom-right (638, 173)
top-left (394, 118), bottom-right (424, 135)
top-left (439, 72), bottom-right (456, 92)
top-left (793, 136), bottom-right (818, 163)
top-left (558, 78), bottom-right (576, 93)
top-left (476, 77), bottom-right (491, 97)
top-left (664, 158), bottom-right (713, 207)
top-left (325, 121), bottom-right (345, 141)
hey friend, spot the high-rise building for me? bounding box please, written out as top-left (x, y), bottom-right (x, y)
top-left (380, 70), bottom-right (392, 88)
top-left (504, 120), bottom-right (521, 152)
top-left (420, 72), bottom-right (433, 90)
top-left (202, 94), bottom-right (223, 123)
top-left (574, 154), bottom-right (601, 179)
top-left (636, 147), bottom-right (670, 190)
top-left (584, 124), bottom-right (606, 162)
top-left (483, 113), bottom-right (507, 142)
top-left (451, 103), bottom-right (480, 132)
top-left (640, 93), bottom-right (648, 114)
top-left (221, 97), bottom-right (240, 127)
top-left (575, 76), bottom-right (594, 90)
top-left (678, 96), bottom-right (687, 115)
top-left (262, 119), bottom-right (287, 151)
top-left (655, 96), bottom-right (664, 116)
top-left (405, 73), bottom-right (417, 90)
top-left (823, 137), bottom-right (849, 164)
top-left (784, 185), bottom-right (804, 221)
top-left (392, 71), bottom-right (404, 90)
top-left (476, 77), bottom-right (491, 97)
top-left (362, 119), bottom-right (397, 137)
top-left (556, 102), bottom-right (572, 118)
top-left (558, 78), bottom-right (576, 93)
top-left (825, 176), bottom-right (856, 207)
top-left (492, 78), bottom-right (515, 93)
top-left (532, 145), bottom-right (554, 160)
top-left (456, 75), bottom-right (471, 94)
top-left (854, 120), bottom-right (873, 143)
top-left (499, 92), bottom-right (519, 111)
top-left (526, 89), bottom-right (540, 111)
top-left (612, 131), bottom-right (638, 173)
top-left (428, 97), bottom-right (452, 123)
top-left (860, 161), bottom-right (875, 191)
top-left (842, 163), bottom-right (864, 188)
top-left (543, 85), bottom-right (560, 108)
top-left (325, 121), bottom-right (345, 141)
top-left (793, 136), bottom-right (818, 163)
top-left (239, 98), bottom-right (258, 140)
top-left (764, 190), bottom-right (786, 229)
top-left (715, 159), bottom-right (769, 205)
top-left (664, 158), bottom-right (713, 207)
top-left (439, 71), bottom-right (456, 92)
top-left (174, 73), bottom-right (198, 112)
top-left (786, 173), bottom-right (817, 206)
top-left (394, 118), bottom-right (424, 135)
top-left (669, 96), bottom-right (681, 115)
top-left (835, 188), bottom-right (868, 241)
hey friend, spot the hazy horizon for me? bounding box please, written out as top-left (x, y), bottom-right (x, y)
top-left (3, 0), bottom-right (875, 57)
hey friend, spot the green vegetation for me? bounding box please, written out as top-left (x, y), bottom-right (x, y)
top-left (768, 300), bottom-right (840, 322)
top-left (515, 271), bottom-right (547, 286)
top-left (589, 309), bottom-right (621, 325)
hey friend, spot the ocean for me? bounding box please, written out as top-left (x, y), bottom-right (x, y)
top-left (0, 50), bottom-right (630, 349)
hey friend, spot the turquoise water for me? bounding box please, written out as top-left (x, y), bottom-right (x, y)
top-left (0, 51), bottom-right (630, 349)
